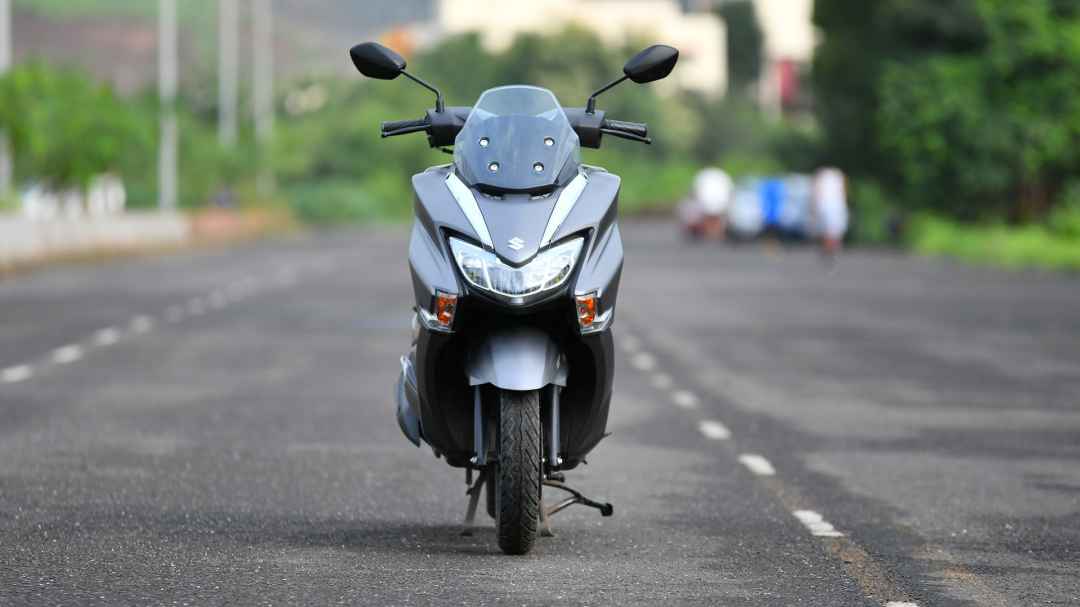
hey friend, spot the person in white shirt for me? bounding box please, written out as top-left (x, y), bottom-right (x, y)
top-left (813, 167), bottom-right (849, 257)
top-left (679, 167), bottom-right (733, 240)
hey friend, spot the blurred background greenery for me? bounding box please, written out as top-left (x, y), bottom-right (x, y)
top-left (2, 0), bottom-right (1079, 269)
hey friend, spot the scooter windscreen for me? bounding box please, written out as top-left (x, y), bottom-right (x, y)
top-left (453, 86), bottom-right (581, 193)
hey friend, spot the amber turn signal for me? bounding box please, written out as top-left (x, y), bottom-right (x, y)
top-left (435, 291), bottom-right (458, 328)
top-left (576, 294), bottom-right (597, 328)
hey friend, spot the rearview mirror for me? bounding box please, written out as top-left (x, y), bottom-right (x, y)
top-left (623, 45), bottom-right (679, 84)
top-left (349, 42), bottom-right (406, 80)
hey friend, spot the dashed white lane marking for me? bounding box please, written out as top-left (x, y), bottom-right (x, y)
top-left (672, 390), bottom-right (699, 409)
top-left (52, 345), bottom-right (84, 365)
top-left (885, 602), bottom-right (920, 607)
top-left (738, 453), bottom-right (776, 476)
top-left (793, 510), bottom-right (845, 538)
top-left (94, 328), bottom-right (120, 347)
top-left (165, 305), bottom-right (185, 323)
top-left (1, 365), bottom-right (33, 384)
top-left (129, 315), bottom-right (154, 334)
top-left (698, 420), bottom-right (732, 440)
top-left (209, 291), bottom-right (228, 309)
top-left (630, 352), bottom-right (657, 372)
top-left (650, 372), bottom-right (673, 390)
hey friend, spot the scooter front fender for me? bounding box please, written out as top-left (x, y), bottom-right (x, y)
top-left (465, 327), bottom-right (568, 391)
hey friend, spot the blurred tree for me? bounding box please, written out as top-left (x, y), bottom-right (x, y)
top-left (715, 0), bottom-right (763, 93)
top-left (0, 62), bottom-right (152, 190)
top-left (814, 0), bottom-right (1080, 221)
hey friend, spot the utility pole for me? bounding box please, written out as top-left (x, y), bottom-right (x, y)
top-left (158, 0), bottom-right (178, 211)
top-left (252, 0), bottom-right (274, 195)
top-left (218, 0), bottom-right (238, 148)
top-left (0, 0), bottom-right (12, 198)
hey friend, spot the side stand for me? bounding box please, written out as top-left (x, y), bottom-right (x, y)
top-left (540, 477), bottom-right (614, 537)
top-left (461, 468), bottom-right (487, 537)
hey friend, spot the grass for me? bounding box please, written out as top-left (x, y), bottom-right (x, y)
top-left (909, 214), bottom-right (1080, 271)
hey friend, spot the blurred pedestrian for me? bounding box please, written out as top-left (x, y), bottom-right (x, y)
top-left (813, 167), bottom-right (848, 259)
top-left (678, 167), bottom-right (733, 241)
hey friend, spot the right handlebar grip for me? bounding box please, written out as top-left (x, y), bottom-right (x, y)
top-left (603, 119), bottom-right (648, 137)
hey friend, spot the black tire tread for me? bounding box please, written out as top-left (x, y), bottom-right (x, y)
top-left (496, 389), bottom-right (542, 555)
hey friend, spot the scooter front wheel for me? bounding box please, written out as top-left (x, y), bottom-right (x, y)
top-left (495, 389), bottom-right (542, 555)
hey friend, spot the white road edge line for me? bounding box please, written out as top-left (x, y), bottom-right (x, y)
top-left (738, 453), bottom-right (776, 476)
top-left (1, 365), bottom-right (33, 384)
top-left (793, 510), bottom-right (845, 538)
top-left (885, 602), bottom-right (920, 607)
top-left (52, 345), bottom-right (84, 365)
top-left (672, 390), bottom-right (699, 409)
top-left (94, 327), bottom-right (120, 347)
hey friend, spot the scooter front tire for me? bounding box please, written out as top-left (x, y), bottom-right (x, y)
top-left (495, 389), bottom-right (542, 555)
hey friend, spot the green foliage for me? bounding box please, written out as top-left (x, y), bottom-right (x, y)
top-left (0, 62), bottom-right (257, 209)
top-left (1049, 182), bottom-right (1080, 239)
top-left (0, 62), bottom-right (153, 190)
top-left (0, 27), bottom-right (802, 224)
top-left (14, 0), bottom-right (211, 24)
top-left (716, 0), bottom-right (764, 92)
top-left (286, 180), bottom-right (409, 225)
top-left (814, 0), bottom-right (1080, 222)
top-left (849, 179), bottom-right (897, 244)
top-left (909, 214), bottom-right (1080, 270)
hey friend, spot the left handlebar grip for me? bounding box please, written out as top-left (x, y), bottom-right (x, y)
top-left (381, 118), bottom-right (430, 135)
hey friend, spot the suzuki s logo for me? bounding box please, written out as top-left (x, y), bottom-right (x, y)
top-left (507, 237), bottom-right (526, 251)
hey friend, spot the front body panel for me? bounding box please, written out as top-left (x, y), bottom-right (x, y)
top-left (402, 163), bottom-right (623, 468)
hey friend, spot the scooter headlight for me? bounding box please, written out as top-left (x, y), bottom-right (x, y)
top-left (449, 237), bottom-right (583, 302)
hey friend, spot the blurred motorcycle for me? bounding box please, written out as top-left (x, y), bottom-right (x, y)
top-left (349, 41), bottom-right (678, 554)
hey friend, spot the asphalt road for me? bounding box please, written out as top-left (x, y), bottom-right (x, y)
top-left (1, 223), bottom-right (1077, 606)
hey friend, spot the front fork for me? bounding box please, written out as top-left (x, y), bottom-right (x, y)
top-left (469, 384), bottom-right (561, 474)
top-left (462, 383), bottom-right (612, 536)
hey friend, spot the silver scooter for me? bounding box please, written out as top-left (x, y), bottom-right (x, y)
top-left (350, 41), bottom-right (679, 555)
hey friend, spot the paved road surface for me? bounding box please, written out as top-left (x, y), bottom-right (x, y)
top-left (1, 223), bottom-right (1077, 606)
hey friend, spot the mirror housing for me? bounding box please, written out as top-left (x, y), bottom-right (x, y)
top-left (349, 41), bottom-right (445, 112)
top-left (586, 44), bottom-right (679, 113)
top-left (623, 45), bottom-right (679, 84)
top-left (349, 42), bottom-right (406, 80)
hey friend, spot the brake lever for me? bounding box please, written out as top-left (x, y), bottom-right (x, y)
top-left (600, 128), bottom-right (652, 145)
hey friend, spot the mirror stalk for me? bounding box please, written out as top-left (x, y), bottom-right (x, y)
top-left (586, 75), bottom-right (628, 114)
top-left (403, 71), bottom-right (445, 113)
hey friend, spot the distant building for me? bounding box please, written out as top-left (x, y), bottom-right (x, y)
top-left (687, 0), bottom-right (817, 112)
top-left (753, 0), bottom-right (816, 114)
top-left (434, 0), bottom-right (727, 96)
